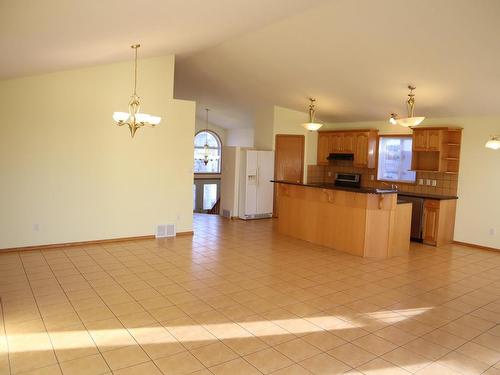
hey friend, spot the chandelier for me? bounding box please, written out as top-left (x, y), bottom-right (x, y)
top-left (195, 108), bottom-right (220, 166)
top-left (485, 135), bottom-right (500, 150)
top-left (113, 44), bottom-right (161, 137)
top-left (389, 85), bottom-right (425, 127)
top-left (301, 98), bottom-right (323, 131)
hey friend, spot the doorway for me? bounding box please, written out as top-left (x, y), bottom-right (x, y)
top-left (274, 134), bottom-right (305, 216)
top-left (193, 179), bottom-right (221, 214)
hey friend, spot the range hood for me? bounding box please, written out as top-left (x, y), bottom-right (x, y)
top-left (327, 153), bottom-right (354, 161)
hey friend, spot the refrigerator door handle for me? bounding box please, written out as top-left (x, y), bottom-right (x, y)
top-left (256, 167), bottom-right (259, 185)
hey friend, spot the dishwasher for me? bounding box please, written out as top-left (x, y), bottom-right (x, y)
top-left (398, 195), bottom-right (425, 241)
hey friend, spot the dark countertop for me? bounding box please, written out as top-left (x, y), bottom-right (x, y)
top-left (271, 180), bottom-right (398, 195)
top-left (271, 180), bottom-right (458, 200)
top-left (397, 191), bottom-right (458, 200)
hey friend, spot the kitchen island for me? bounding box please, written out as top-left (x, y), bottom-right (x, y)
top-left (273, 181), bottom-right (411, 258)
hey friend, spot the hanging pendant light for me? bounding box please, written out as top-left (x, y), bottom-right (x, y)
top-left (301, 98), bottom-right (323, 131)
top-left (203, 108), bottom-right (210, 165)
top-left (389, 85), bottom-right (425, 127)
top-left (195, 108), bottom-right (220, 167)
top-left (485, 135), bottom-right (500, 150)
top-left (113, 44), bottom-right (161, 137)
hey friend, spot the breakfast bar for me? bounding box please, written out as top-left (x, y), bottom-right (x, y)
top-left (273, 181), bottom-right (411, 258)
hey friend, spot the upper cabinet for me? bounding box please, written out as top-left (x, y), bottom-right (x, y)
top-left (317, 129), bottom-right (378, 168)
top-left (412, 129), bottom-right (443, 152)
top-left (411, 127), bottom-right (462, 174)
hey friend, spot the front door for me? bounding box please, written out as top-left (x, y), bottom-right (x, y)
top-left (193, 179), bottom-right (220, 213)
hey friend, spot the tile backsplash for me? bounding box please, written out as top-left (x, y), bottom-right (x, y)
top-left (307, 161), bottom-right (458, 196)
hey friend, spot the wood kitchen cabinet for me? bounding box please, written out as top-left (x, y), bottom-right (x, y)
top-left (328, 133), bottom-right (343, 153)
top-left (316, 129), bottom-right (378, 168)
top-left (354, 132), bottom-right (369, 167)
top-left (342, 133), bottom-right (356, 153)
top-left (317, 132), bottom-right (330, 165)
top-left (411, 127), bottom-right (462, 173)
top-left (412, 129), bottom-right (443, 152)
top-left (422, 198), bottom-right (457, 246)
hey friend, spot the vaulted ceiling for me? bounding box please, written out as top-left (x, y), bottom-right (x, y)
top-left (0, 0), bottom-right (322, 78)
top-left (175, 0), bottom-right (500, 128)
top-left (3, 0), bottom-right (500, 130)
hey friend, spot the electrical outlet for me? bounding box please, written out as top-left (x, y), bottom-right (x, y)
top-left (176, 214), bottom-right (181, 222)
top-left (370, 175), bottom-right (375, 181)
top-left (327, 171), bottom-right (332, 177)
top-left (33, 224), bottom-right (39, 232)
top-left (489, 228), bottom-right (496, 236)
top-left (426, 179), bottom-right (431, 186)
top-left (418, 179), bottom-right (424, 185)
top-left (432, 180), bottom-right (437, 187)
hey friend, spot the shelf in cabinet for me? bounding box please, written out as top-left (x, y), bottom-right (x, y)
top-left (444, 171), bottom-right (458, 175)
top-left (447, 143), bottom-right (460, 146)
top-left (445, 158), bottom-right (459, 160)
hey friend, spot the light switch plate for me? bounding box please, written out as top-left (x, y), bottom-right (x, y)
top-left (418, 179), bottom-right (424, 185)
top-left (426, 179), bottom-right (431, 186)
top-left (432, 180), bottom-right (437, 187)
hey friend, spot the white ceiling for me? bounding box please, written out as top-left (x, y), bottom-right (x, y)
top-left (0, 0), bottom-right (323, 78)
top-left (175, 0), bottom-right (500, 129)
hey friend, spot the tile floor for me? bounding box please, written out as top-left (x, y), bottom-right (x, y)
top-left (0, 214), bottom-right (499, 375)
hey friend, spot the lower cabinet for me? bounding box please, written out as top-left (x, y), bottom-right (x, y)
top-left (422, 199), bottom-right (457, 246)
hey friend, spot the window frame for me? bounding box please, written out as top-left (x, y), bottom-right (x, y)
top-left (194, 130), bottom-right (222, 175)
top-left (376, 134), bottom-right (416, 184)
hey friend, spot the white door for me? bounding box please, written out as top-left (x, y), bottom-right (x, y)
top-left (256, 151), bottom-right (274, 215)
top-left (245, 150), bottom-right (258, 216)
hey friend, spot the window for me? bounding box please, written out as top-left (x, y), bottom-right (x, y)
top-left (194, 131), bottom-right (221, 173)
top-left (377, 136), bottom-right (416, 183)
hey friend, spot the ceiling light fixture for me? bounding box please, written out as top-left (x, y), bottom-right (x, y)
top-left (485, 135), bottom-right (500, 150)
top-left (389, 85), bottom-right (425, 127)
top-left (389, 113), bottom-right (398, 125)
top-left (113, 44), bottom-right (161, 137)
top-left (195, 108), bottom-right (220, 166)
top-left (301, 98), bottom-right (323, 131)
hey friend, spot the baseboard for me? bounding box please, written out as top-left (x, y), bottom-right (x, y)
top-left (453, 240), bottom-right (499, 252)
top-left (0, 231), bottom-right (194, 253)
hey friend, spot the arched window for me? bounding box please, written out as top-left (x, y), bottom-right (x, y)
top-left (194, 130), bottom-right (222, 173)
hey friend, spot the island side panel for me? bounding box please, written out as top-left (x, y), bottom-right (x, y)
top-left (276, 184), bottom-right (367, 256)
top-left (363, 194), bottom-right (398, 258)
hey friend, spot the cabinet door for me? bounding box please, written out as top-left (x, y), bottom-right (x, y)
top-left (329, 133), bottom-right (343, 153)
top-left (317, 132), bottom-right (330, 165)
top-left (427, 130), bottom-right (442, 151)
top-left (413, 130), bottom-right (428, 151)
top-left (342, 133), bottom-right (355, 153)
top-left (423, 200), bottom-right (440, 245)
top-left (353, 133), bottom-right (368, 166)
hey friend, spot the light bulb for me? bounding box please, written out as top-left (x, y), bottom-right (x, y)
top-left (485, 136), bottom-right (500, 150)
top-left (113, 112), bottom-right (129, 122)
top-left (149, 116), bottom-right (161, 125)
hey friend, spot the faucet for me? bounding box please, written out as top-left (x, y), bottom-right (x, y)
top-left (381, 181), bottom-right (399, 191)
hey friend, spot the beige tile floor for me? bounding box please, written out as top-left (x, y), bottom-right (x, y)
top-left (0, 214), bottom-right (499, 375)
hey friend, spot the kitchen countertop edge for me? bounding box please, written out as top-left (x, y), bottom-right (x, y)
top-left (271, 181), bottom-right (458, 200)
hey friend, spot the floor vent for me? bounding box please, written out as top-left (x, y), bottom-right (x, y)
top-left (222, 209), bottom-right (231, 219)
top-left (156, 224), bottom-right (176, 238)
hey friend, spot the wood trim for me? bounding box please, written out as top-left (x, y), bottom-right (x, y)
top-left (318, 129), bottom-right (378, 133)
top-left (453, 241), bottom-right (500, 252)
top-left (0, 231), bottom-right (194, 253)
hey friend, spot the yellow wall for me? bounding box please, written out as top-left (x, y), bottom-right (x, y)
top-left (0, 55), bottom-right (196, 249)
top-left (320, 117), bottom-right (500, 249)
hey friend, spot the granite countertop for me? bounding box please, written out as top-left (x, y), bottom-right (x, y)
top-left (396, 191), bottom-right (458, 200)
top-left (271, 180), bottom-right (458, 200)
top-left (271, 180), bottom-right (398, 195)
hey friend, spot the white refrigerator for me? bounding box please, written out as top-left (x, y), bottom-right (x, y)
top-left (238, 150), bottom-right (274, 219)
